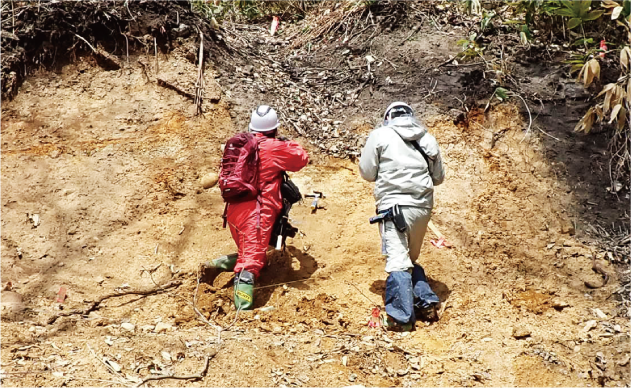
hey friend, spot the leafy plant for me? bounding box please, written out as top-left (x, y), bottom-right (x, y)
top-left (480, 9), bottom-right (497, 33)
top-left (575, 38), bottom-right (631, 189)
top-left (555, 0), bottom-right (604, 29)
top-left (514, 0), bottom-right (560, 26)
top-left (456, 33), bottom-right (485, 61)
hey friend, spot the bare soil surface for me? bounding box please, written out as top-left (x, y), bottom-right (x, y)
top-left (1, 3), bottom-right (629, 388)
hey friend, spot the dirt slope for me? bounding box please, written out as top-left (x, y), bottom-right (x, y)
top-left (1, 6), bottom-right (629, 388)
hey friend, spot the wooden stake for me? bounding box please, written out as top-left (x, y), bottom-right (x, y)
top-left (194, 32), bottom-right (204, 115)
top-left (154, 37), bottom-right (158, 74)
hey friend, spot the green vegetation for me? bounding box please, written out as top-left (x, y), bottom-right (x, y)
top-left (455, 0), bottom-right (630, 185)
top-left (191, 0), bottom-right (317, 23)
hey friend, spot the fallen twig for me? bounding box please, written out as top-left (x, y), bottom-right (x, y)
top-left (435, 55), bottom-right (458, 69)
top-left (397, 25), bottom-right (419, 46)
top-left (156, 78), bottom-right (195, 100)
top-left (134, 349), bottom-right (217, 387)
top-left (47, 280), bottom-right (181, 324)
top-left (87, 343), bottom-right (129, 385)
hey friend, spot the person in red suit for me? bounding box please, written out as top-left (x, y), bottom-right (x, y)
top-left (208, 105), bottom-right (309, 310)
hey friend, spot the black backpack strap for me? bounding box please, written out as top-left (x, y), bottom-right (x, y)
top-left (408, 140), bottom-right (431, 168)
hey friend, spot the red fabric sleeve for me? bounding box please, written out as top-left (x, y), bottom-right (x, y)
top-left (270, 140), bottom-right (309, 172)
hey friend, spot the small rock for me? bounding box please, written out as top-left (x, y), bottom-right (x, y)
top-left (201, 173), bottom-right (219, 189)
top-left (161, 351), bottom-right (172, 362)
top-left (58, 262), bottom-right (65, 267)
top-left (154, 322), bottom-right (172, 334)
top-left (583, 320), bottom-right (598, 332)
top-left (342, 355), bottom-right (348, 366)
top-left (106, 359), bottom-right (121, 372)
top-left (52, 371), bottom-right (64, 378)
top-left (348, 373), bottom-right (357, 382)
top-left (593, 308), bottom-right (607, 319)
top-left (105, 336), bottom-right (114, 346)
top-left (613, 324), bottom-right (622, 332)
top-left (551, 299), bottom-right (570, 310)
top-left (512, 326), bottom-right (531, 339)
top-left (140, 323), bottom-right (156, 332)
top-left (397, 369), bottom-right (408, 376)
top-left (121, 322), bottom-right (135, 332)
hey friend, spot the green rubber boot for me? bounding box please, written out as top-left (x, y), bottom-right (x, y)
top-left (381, 313), bottom-right (414, 332)
top-left (234, 270), bottom-right (255, 311)
top-left (202, 253), bottom-right (238, 284)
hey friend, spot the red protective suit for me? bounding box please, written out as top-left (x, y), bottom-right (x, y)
top-left (226, 134), bottom-right (309, 277)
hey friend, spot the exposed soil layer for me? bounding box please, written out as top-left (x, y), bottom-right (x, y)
top-left (1, 2), bottom-right (629, 388)
top-left (1, 0), bottom-right (227, 101)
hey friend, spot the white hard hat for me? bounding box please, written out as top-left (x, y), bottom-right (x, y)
top-left (249, 105), bottom-right (280, 132)
top-left (384, 102), bottom-right (414, 124)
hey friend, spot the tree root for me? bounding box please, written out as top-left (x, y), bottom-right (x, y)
top-left (156, 78), bottom-right (195, 100)
top-left (46, 279), bottom-right (182, 324)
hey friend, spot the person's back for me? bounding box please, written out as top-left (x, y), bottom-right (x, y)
top-left (359, 102), bottom-right (445, 331)
top-left (359, 113), bottom-right (444, 211)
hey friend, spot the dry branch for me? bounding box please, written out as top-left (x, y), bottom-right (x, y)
top-left (47, 279), bottom-right (181, 324)
top-left (156, 78), bottom-right (195, 100)
top-left (134, 349), bottom-right (218, 387)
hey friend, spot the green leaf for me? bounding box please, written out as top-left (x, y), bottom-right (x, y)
top-left (560, 0), bottom-right (577, 12)
top-left (583, 10), bottom-right (604, 20)
top-left (570, 63), bottom-right (585, 73)
top-left (572, 38), bottom-right (594, 46)
top-left (556, 8), bottom-right (577, 17)
top-left (578, 0), bottom-right (592, 17)
top-left (567, 17), bottom-right (582, 28)
top-left (495, 87), bottom-right (509, 101)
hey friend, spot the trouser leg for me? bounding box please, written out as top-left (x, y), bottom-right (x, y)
top-left (411, 264), bottom-right (440, 309)
top-left (385, 271), bottom-right (415, 324)
top-left (381, 206), bottom-right (438, 320)
top-left (381, 210), bottom-right (414, 324)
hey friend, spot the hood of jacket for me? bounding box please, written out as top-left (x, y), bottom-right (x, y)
top-left (385, 116), bottom-right (428, 141)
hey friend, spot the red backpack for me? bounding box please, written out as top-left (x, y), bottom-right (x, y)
top-left (219, 133), bottom-right (261, 203)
